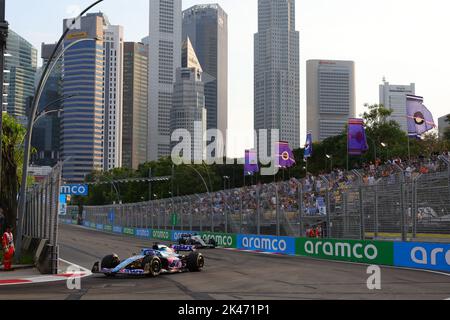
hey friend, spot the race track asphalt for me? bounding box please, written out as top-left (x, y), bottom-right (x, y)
top-left (0, 224), bottom-right (449, 300)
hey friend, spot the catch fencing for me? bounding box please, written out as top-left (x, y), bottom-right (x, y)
top-left (70, 158), bottom-right (450, 243)
top-left (23, 163), bottom-right (62, 274)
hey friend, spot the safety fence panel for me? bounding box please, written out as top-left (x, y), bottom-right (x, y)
top-left (413, 171), bottom-right (450, 239)
top-left (24, 163), bottom-right (62, 274)
top-left (66, 159), bottom-right (450, 243)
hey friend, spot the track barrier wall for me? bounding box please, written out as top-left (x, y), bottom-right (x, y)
top-left (61, 219), bottom-right (450, 272)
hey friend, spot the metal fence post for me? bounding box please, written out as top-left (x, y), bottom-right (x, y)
top-left (374, 185), bottom-right (379, 239)
top-left (359, 185), bottom-right (365, 240)
top-left (40, 187), bottom-right (44, 239)
top-left (210, 194), bottom-right (214, 233)
top-left (298, 182), bottom-right (304, 237)
top-left (326, 186), bottom-right (331, 239)
top-left (343, 191), bottom-right (348, 238)
top-left (412, 179), bottom-right (417, 239)
top-left (239, 190), bottom-right (243, 234)
top-left (400, 180), bottom-right (407, 241)
top-left (276, 183), bottom-right (280, 237)
top-left (189, 199), bottom-right (193, 232)
top-left (256, 186), bottom-right (261, 235)
top-left (224, 196), bottom-right (228, 234)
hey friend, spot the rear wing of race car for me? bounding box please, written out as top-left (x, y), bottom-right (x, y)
top-left (171, 244), bottom-right (196, 252)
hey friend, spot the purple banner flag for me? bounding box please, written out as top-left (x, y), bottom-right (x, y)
top-left (244, 150), bottom-right (259, 176)
top-left (304, 133), bottom-right (313, 160)
top-left (277, 141), bottom-right (296, 168)
top-left (406, 95), bottom-right (436, 137)
top-left (348, 118), bottom-right (369, 156)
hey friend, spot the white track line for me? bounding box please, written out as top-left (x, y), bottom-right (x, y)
top-left (0, 259), bottom-right (92, 287)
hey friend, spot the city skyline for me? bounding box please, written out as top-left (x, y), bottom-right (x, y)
top-left (307, 60), bottom-right (356, 142)
top-left (5, 0), bottom-right (450, 157)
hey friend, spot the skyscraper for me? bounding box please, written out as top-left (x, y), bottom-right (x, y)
top-left (438, 114), bottom-right (449, 139)
top-left (4, 29), bottom-right (37, 119)
top-left (31, 43), bottom-right (62, 166)
top-left (379, 80), bottom-right (415, 133)
top-left (182, 4), bottom-right (228, 152)
top-left (103, 22), bottom-right (124, 171)
top-left (171, 39), bottom-right (207, 162)
top-left (62, 14), bottom-right (106, 182)
top-left (122, 42), bottom-right (148, 170)
top-left (307, 60), bottom-right (356, 142)
top-left (61, 13), bottom-right (124, 182)
top-left (148, 0), bottom-right (182, 161)
top-left (254, 0), bottom-right (300, 149)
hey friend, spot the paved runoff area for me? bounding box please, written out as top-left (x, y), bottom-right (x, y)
top-left (0, 224), bottom-right (449, 300)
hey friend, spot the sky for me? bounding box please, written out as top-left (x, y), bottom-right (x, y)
top-left (6, 0), bottom-right (450, 157)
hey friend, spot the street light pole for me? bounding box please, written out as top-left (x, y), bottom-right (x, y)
top-left (15, 0), bottom-right (104, 261)
top-left (0, 0), bottom-right (9, 196)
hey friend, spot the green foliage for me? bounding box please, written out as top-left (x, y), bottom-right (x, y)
top-left (1, 114), bottom-right (27, 232)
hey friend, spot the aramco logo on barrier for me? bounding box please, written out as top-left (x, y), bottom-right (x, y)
top-left (153, 230), bottom-right (170, 241)
top-left (238, 235), bottom-right (296, 254)
top-left (410, 246), bottom-right (450, 265)
top-left (60, 184), bottom-right (89, 196)
top-left (296, 238), bottom-right (394, 265)
top-left (394, 242), bottom-right (450, 272)
top-left (303, 240), bottom-right (378, 260)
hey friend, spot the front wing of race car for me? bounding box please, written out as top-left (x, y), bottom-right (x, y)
top-left (92, 255), bottom-right (149, 276)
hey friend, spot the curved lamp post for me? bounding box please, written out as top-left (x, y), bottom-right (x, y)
top-left (184, 165), bottom-right (214, 232)
top-left (15, 0), bottom-right (104, 260)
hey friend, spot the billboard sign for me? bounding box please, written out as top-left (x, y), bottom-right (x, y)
top-left (296, 238), bottom-right (394, 265)
top-left (394, 242), bottom-right (450, 272)
top-left (60, 184), bottom-right (89, 196)
top-left (237, 234), bottom-right (296, 255)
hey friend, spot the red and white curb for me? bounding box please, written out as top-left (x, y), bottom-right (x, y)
top-left (0, 259), bottom-right (92, 286)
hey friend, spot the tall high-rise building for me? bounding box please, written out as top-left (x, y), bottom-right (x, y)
top-left (31, 43), bottom-right (62, 166)
top-left (171, 39), bottom-right (207, 162)
top-left (148, 0), bottom-right (182, 161)
top-left (61, 14), bottom-right (106, 182)
top-left (182, 4), bottom-right (228, 152)
top-left (61, 13), bottom-right (124, 182)
top-left (122, 42), bottom-right (148, 170)
top-left (307, 60), bottom-right (356, 142)
top-left (379, 80), bottom-right (415, 132)
top-left (4, 29), bottom-right (37, 118)
top-left (254, 0), bottom-right (300, 149)
top-left (103, 22), bottom-right (124, 170)
top-left (438, 114), bottom-right (450, 139)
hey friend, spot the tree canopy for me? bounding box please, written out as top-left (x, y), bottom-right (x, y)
top-left (1, 114), bottom-right (27, 231)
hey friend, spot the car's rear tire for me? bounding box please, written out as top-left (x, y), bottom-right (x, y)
top-left (187, 252), bottom-right (204, 272)
top-left (101, 254), bottom-right (121, 269)
top-left (142, 256), bottom-right (162, 278)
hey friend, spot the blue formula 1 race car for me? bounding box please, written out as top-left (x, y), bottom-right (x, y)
top-left (91, 244), bottom-right (205, 278)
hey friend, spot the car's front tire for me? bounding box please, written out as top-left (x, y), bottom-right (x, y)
top-left (142, 256), bottom-right (162, 278)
